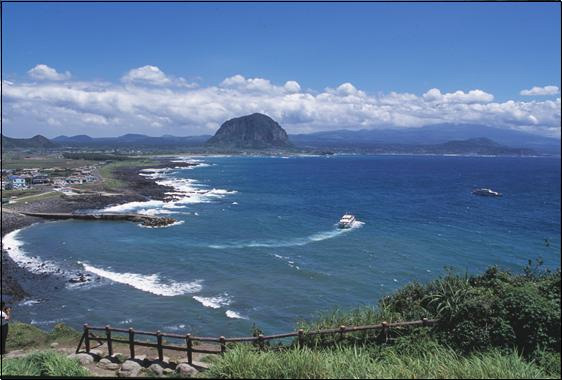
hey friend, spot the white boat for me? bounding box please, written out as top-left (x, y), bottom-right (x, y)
top-left (472, 188), bottom-right (502, 197)
top-left (338, 214), bottom-right (356, 229)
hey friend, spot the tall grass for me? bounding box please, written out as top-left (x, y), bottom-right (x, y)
top-left (204, 344), bottom-right (555, 379)
top-left (1, 351), bottom-right (90, 377)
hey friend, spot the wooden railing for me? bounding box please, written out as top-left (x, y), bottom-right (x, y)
top-left (76, 318), bottom-right (437, 365)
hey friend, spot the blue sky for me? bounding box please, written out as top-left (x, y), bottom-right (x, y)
top-left (2, 2), bottom-right (561, 138)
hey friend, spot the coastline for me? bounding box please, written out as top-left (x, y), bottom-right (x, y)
top-left (1, 158), bottom-right (193, 302)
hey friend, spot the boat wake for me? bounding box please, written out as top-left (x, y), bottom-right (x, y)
top-left (80, 262), bottom-right (202, 296)
top-left (209, 221), bottom-right (364, 249)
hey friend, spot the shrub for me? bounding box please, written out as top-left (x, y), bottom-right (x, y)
top-left (1, 351), bottom-right (90, 377)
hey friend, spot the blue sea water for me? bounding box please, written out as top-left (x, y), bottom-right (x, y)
top-left (5, 155), bottom-right (561, 336)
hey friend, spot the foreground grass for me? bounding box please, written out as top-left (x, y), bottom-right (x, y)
top-left (205, 344), bottom-right (555, 379)
top-left (1, 351), bottom-right (90, 377)
top-left (6, 322), bottom-right (81, 351)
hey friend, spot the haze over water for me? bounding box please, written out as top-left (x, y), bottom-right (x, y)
top-left (5, 155), bottom-right (560, 336)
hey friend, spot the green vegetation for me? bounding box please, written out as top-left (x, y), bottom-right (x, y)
top-left (7, 322), bottom-right (81, 351)
top-left (98, 158), bottom-right (159, 190)
top-left (206, 262), bottom-right (561, 379)
top-left (1, 351), bottom-right (90, 377)
top-left (62, 152), bottom-right (132, 161)
top-left (205, 344), bottom-right (555, 379)
top-left (1, 156), bottom-right (94, 170)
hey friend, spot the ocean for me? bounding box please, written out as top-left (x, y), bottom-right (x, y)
top-left (4, 155), bottom-right (560, 337)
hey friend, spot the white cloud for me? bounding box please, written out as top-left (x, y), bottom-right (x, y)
top-left (520, 85), bottom-right (560, 96)
top-left (27, 64), bottom-right (71, 81)
top-left (122, 65), bottom-right (172, 86)
top-left (2, 68), bottom-right (561, 138)
top-left (423, 88), bottom-right (494, 103)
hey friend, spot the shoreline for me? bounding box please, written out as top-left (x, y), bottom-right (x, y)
top-left (1, 158), bottom-right (194, 302)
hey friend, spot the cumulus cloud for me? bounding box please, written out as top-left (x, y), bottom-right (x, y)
top-left (520, 85), bottom-right (560, 96)
top-left (2, 68), bottom-right (561, 138)
top-left (122, 65), bottom-right (172, 85)
top-left (27, 64), bottom-right (71, 81)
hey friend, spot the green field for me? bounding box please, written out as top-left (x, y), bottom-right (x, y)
top-left (98, 158), bottom-right (160, 190)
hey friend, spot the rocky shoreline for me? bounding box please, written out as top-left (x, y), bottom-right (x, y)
top-left (1, 158), bottom-right (194, 302)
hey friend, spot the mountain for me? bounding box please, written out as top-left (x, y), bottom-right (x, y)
top-left (290, 124), bottom-right (560, 154)
top-left (52, 134), bottom-right (211, 148)
top-left (206, 113), bottom-right (292, 149)
top-left (2, 134), bottom-right (59, 149)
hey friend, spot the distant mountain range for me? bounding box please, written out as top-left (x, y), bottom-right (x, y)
top-left (290, 124), bottom-right (560, 154)
top-left (1, 134), bottom-right (58, 149)
top-left (2, 122), bottom-right (559, 155)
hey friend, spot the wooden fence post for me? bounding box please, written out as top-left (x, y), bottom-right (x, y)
top-left (381, 321), bottom-right (389, 344)
top-left (220, 336), bottom-right (226, 355)
top-left (298, 329), bottom-right (304, 349)
top-left (128, 328), bottom-right (135, 359)
top-left (105, 325), bottom-right (113, 356)
top-left (186, 334), bottom-right (193, 365)
top-left (84, 324), bottom-right (90, 353)
top-left (156, 331), bottom-right (164, 362)
top-left (258, 334), bottom-right (265, 351)
top-left (339, 325), bottom-right (346, 342)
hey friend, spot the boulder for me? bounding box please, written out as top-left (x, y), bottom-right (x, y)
top-left (50, 342), bottom-right (59, 348)
top-left (176, 363), bottom-right (198, 378)
top-left (68, 353), bottom-right (94, 365)
top-left (112, 352), bottom-right (127, 363)
top-left (149, 363), bottom-right (164, 376)
top-left (97, 358), bottom-right (120, 371)
top-left (117, 360), bottom-right (142, 377)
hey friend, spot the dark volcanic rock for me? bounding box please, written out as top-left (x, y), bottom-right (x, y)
top-left (206, 113), bottom-right (292, 149)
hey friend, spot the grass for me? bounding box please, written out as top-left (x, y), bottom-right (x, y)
top-left (2, 157), bottom-right (95, 170)
top-left (6, 322), bottom-right (81, 351)
top-left (204, 344), bottom-right (556, 379)
top-left (1, 351), bottom-right (90, 377)
top-left (98, 158), bottom-right (159, 190)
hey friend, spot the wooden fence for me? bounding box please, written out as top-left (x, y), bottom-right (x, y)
top-left (76, 318), bottom-right (436, 365)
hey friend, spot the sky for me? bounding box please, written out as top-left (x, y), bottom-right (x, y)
top-left (2, 2), bottom-right (561, 138)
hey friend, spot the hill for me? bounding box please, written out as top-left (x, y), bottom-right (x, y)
top-left (290, 124), bottom-right (560, 154)
top-left (206, 113), bottom-right (292, 149)
top-left (2, 134), bottom-right (59, 150)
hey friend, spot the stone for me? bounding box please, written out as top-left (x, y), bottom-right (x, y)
top-left (50, 342), bottom-right (59, 348)
top-left (97, 358), bottom-right (120, 371)
top-left (117, 360), bottom-right (142, 377)
top-left (3, 350), bottom-right (26, 359)
top-left (68, 353), bottom-right (94, 365)
top-left (176, 363), bottom-right (198, 378)
top-left (163, 368), bottom-right (174, 375)
top-left (149, 363), bottom-right (164, 376)
top-left (112, 352), bottom-right (127, 363)
top-left (89, 348), bottom-right (105, 358)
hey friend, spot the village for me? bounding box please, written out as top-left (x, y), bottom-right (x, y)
top-left (1, 164), bottom-right (101, 201)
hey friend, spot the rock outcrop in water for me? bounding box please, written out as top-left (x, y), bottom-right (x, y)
top-left (206, 113), bottom-right (292, 149)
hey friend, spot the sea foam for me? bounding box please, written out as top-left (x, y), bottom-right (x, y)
top-left (81, 263), bottom-right (202, 296)
top-left (2, 229), bottom-right (61, 274)
top-left (193, 293), bottom-right (232, 309)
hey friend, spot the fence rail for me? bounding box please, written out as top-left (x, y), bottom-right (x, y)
top-left (76, 318), bottom-right (437, 365)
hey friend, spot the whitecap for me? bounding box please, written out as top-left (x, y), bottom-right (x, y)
top-left (193, 293), bottom-right (232, 309)
top-left (81, 263), bottom-right (202, 296)
top-left (226, 310), bottom-right (248, 320)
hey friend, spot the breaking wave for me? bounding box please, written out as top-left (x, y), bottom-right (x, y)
top-left (226, 310), bottom-right (248, 319)
top-left (2, 229), bottom-right (61, 274)
top-left (101, 159), bottom-right (236, 217)
top-left (80, 262), bottom-right (202, 296)
top-left (193, 293), bottom-right (232, 309)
